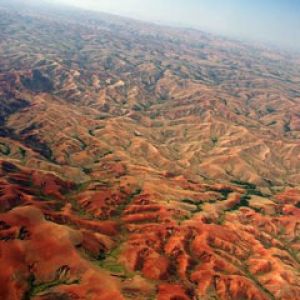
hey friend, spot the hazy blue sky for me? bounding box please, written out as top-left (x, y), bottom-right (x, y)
top-left (49, 0), bottom-right (300, 50)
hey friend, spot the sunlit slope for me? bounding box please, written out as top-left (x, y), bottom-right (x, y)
top-left (0, 3), bottom-right (300, 300)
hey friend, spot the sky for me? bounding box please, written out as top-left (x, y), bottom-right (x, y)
top-left (48, 0), bottom-right (300, 50)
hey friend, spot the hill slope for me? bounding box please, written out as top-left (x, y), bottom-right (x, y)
top-left (0, 2), bottom-right (300, 300)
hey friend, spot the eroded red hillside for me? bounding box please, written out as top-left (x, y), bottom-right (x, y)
top-left (0, 1), bottom-right (300, 299)
top-left (0, 161), bottom-right (299, 299)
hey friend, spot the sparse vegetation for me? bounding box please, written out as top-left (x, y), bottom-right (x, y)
top-left (1, 3), bottom-right (300, 299)
top-left (73, 135), bottom-right (87, 150)
top-left (82, 167), bottom-right (92, 175)
top-left (211, 136), bottom-right (218, 145)
top-left (19, 147), bottom-right (26, 159)
top-left (219, 188), bottom-right (232, 200)
top-left (266, 107), bottom-right (276, 114)
top-left (26, 274), bottom-right (79, 297)
top-left (267, 120), bottom-right (277, 126)
top-left (232, 180), bottom-right (256, 190)
top-left (0, 143), bottom-right (10, 155)
top-left (284, 122), bottom-right (291, 133)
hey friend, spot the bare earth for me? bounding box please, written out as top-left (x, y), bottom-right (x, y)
top-left (0, 2), bottom-right (300, 300)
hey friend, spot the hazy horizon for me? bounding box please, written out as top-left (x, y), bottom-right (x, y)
top-left (41, 0), bottom-right (300, 52)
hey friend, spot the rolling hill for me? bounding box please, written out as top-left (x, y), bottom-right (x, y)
top-left (0, 2), bottom-right (300, 299)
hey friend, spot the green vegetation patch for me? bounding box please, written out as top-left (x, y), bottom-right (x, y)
top-left (96, 245), bottom-right (135, 278)
top-left (211, 136), bottom-right (218, 145)
top-left (181, 198), bottom-right (202, 213)
top-left (25, 274), bottom-right (79, 298)
top-left (0, 143), bottom-right (10, 155)
top-left (231, 180), bottom-right (256, 190)
top-left (73, 135), bottom-right (87, 150)
top-left (19, 147), bottom-right (27, 159)
top-left (218, 188), bottom-right (232, 200)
